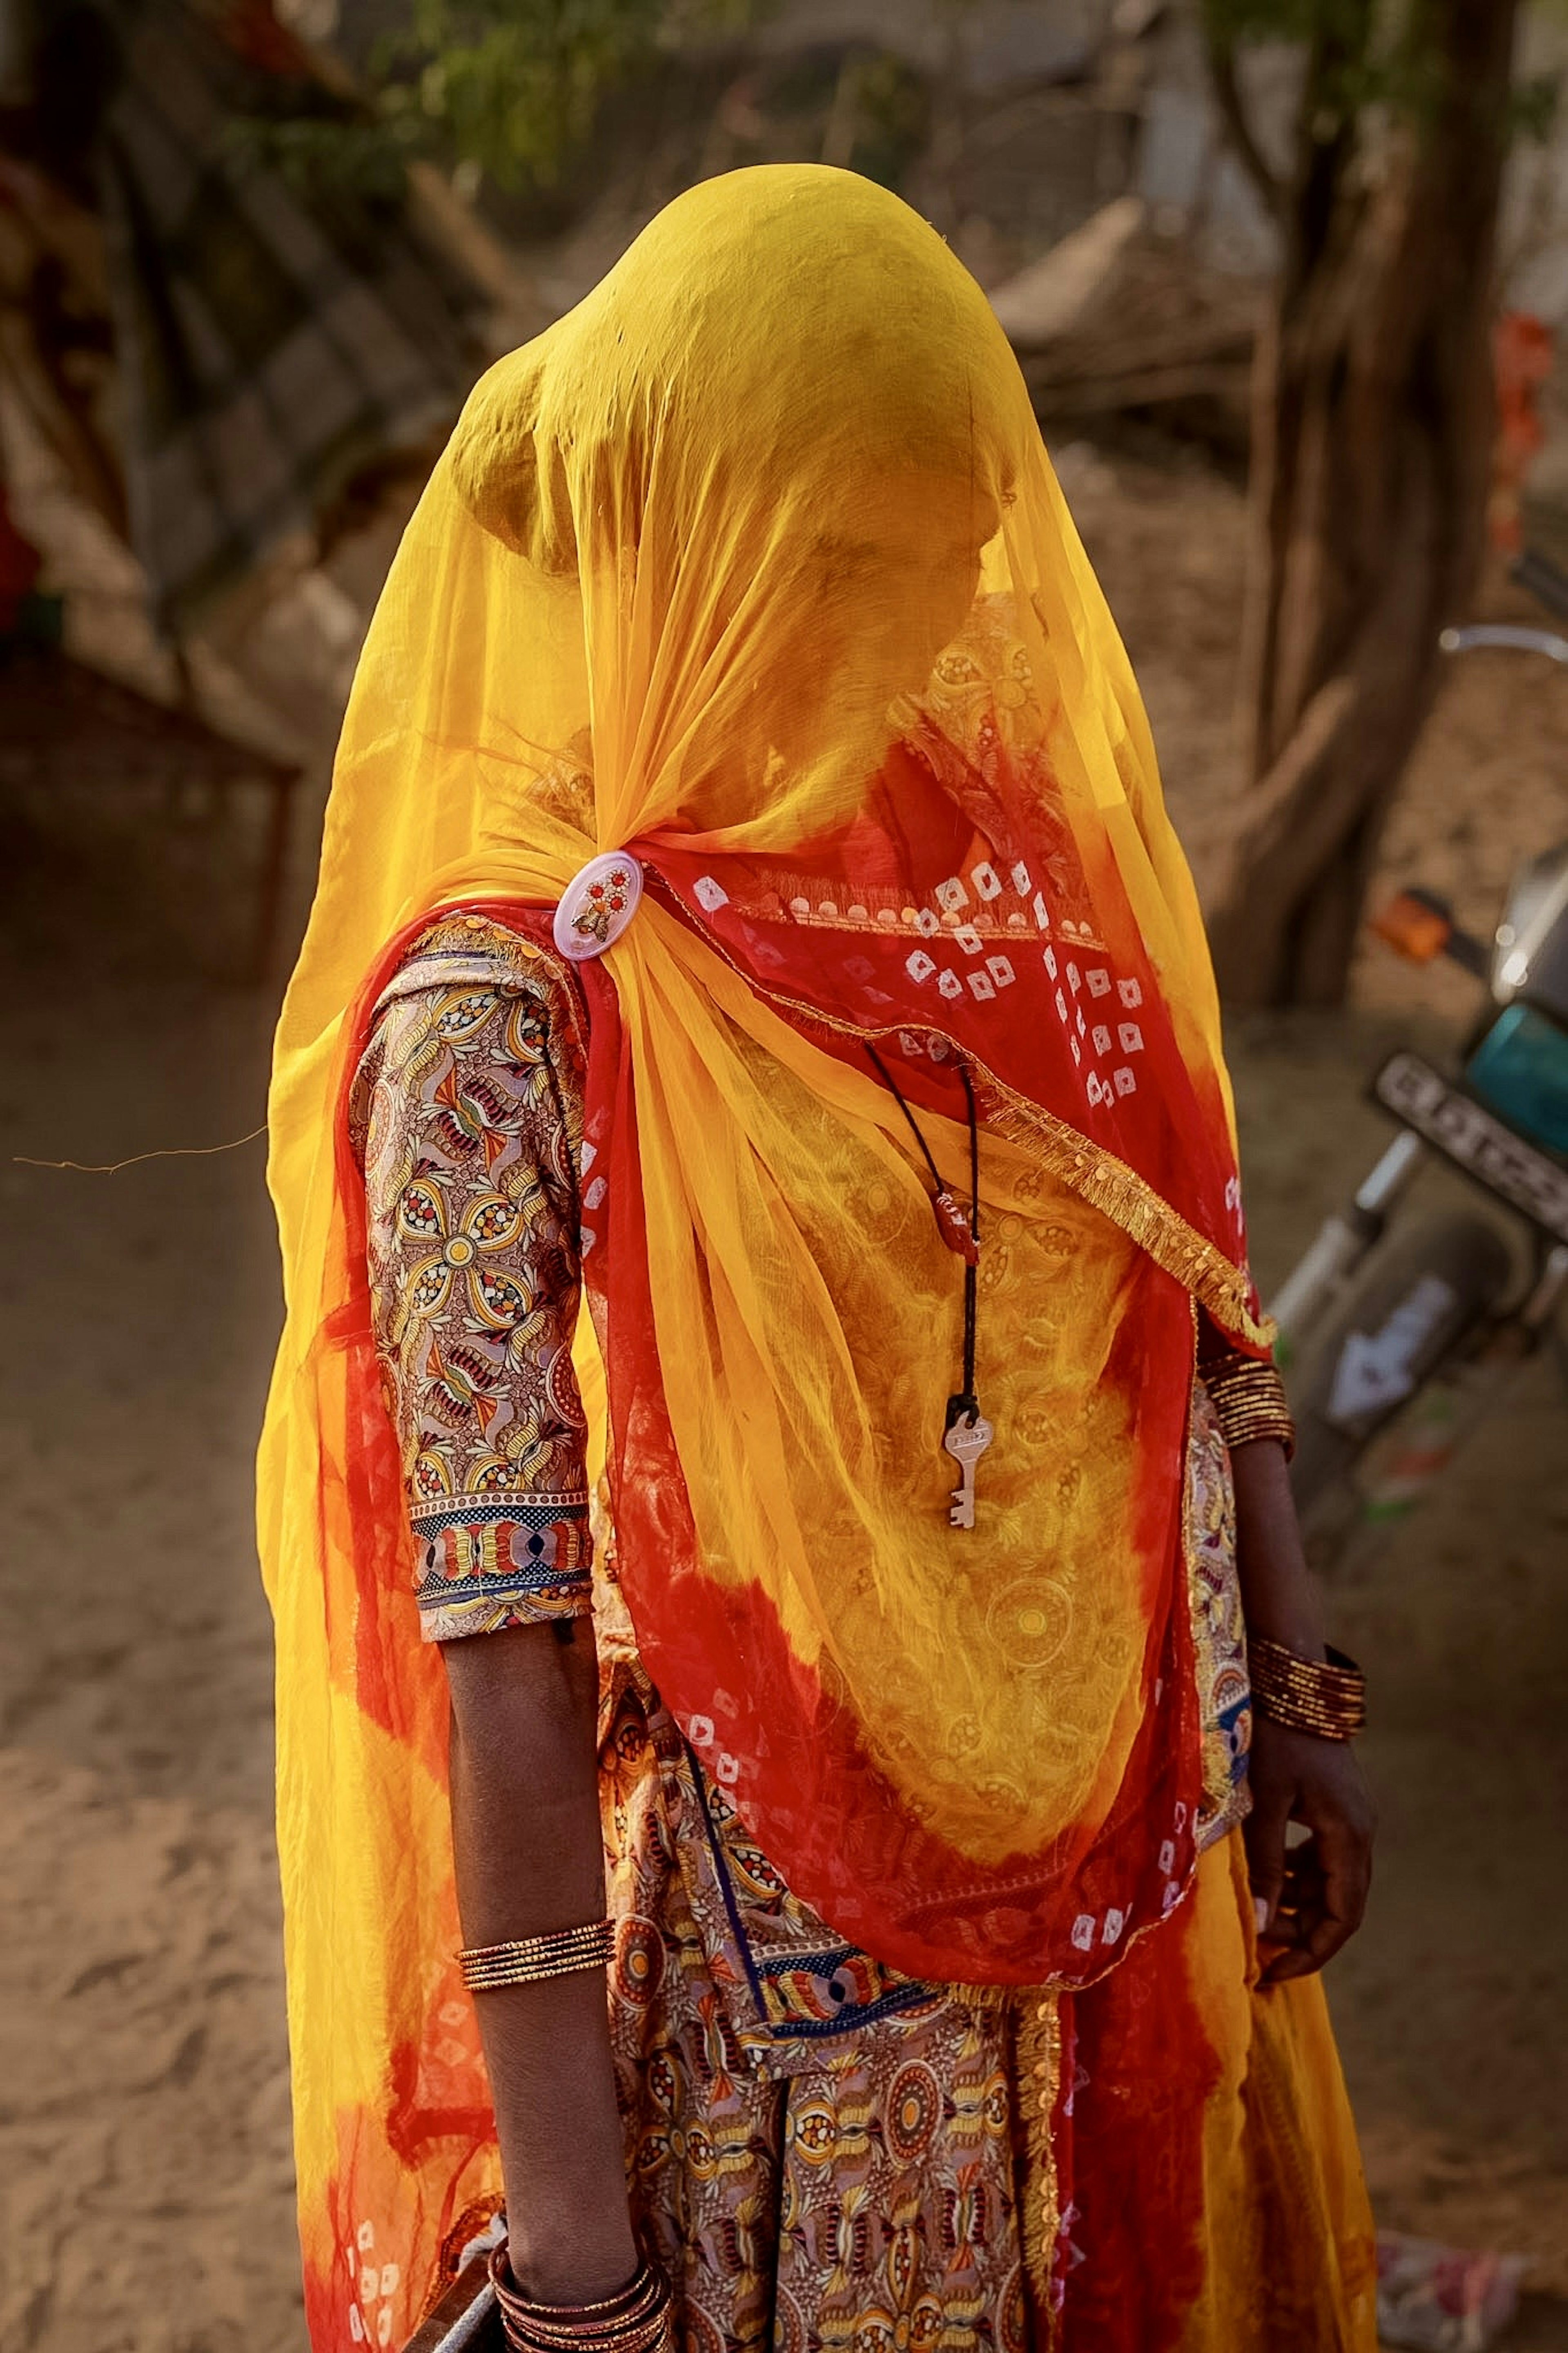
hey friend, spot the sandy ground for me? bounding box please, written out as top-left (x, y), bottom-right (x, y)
top-left (2, 448), bottom-right (1567, 2353)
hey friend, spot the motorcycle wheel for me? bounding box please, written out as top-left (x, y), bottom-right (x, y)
top-left (1286, 1211), bottom-right (1515, 1557)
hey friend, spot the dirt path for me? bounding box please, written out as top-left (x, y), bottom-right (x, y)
top-left (2, 448), bottom-right (1566, 2352)
top-left (0, 928), bottom-right (296, 2353)
top-left (1231, 1016), bottom-right (1568, 2341)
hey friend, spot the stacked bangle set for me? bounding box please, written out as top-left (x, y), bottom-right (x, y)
top-left (458, 1918), bottom-right (614, 1992)
top-left (1248, 1637), bottom-right (1366, 1741)
top-left (489, 2248), bottom-right (673, 2353)
top-left (1202, 1349), bottom-right (1297, 1458)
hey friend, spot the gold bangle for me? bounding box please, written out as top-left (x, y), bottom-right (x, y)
top-left (458, 1918), bottom-right (614, 1992)
top-left (1248, 1637), bottom-right (1366, 1741)
top-left (1220, 1406), bottom-right (1297, 1452)
top-left (1203, 1354), bottom-right (1296, 1460)
top-left (489, 2247), bottom-right (673, 2353)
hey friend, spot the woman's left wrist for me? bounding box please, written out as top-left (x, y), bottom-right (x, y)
top-left (1248, 1637), bottom-right (1365, 1741)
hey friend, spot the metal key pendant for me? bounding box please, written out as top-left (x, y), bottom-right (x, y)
top-left (943, 1409), bottom-right (993, 1530)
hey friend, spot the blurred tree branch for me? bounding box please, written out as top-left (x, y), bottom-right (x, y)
top-left (1198, 0), bottom-right (1527, 1005)
top-left (1202, 27), bottom-right (1286, 221)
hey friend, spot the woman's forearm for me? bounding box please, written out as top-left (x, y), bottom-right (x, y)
top-left (1194, 1306), bottom-right (1327, 1661)
top-left (1229, 1437), bottom-right (1327, 1658)
top-left (442, 1621), bottom-right (637, 2304)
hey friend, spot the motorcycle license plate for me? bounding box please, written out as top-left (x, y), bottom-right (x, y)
top-left (1373, 1049), bottom-right (1568, 1244)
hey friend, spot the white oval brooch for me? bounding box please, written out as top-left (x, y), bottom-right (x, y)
top-left (552, 852), bottom-right (645, 962)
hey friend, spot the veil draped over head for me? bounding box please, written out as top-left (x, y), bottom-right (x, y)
top-left (259, 167), bottom-right (1267, 2344)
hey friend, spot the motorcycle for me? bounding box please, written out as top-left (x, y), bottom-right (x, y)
top-left (1273, 572), bottom-right (1568, 1570)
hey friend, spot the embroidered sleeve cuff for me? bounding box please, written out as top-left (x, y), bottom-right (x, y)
top-left (412, 1494), bottom-right (594, 1644)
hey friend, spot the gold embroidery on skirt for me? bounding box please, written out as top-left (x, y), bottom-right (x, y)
top-left (1014, 1989), bottom-right (1062, 2352)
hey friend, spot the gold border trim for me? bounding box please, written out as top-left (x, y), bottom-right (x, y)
top-left (706, 948), bottom-right (1274, 1353)
top-left (982, 1082), bottom-right (1278, 1346)
top-left (982, 1088), bottom-right (1274, 1351)
top-left (1015, 1990), bottom-right (1063, 2351)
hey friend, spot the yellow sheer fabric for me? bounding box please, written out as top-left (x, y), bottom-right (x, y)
top-left (265, 159), bottom-right (1261, 1928)
top-left (261, 169), bottom-right (1269, 2295)
top-left (1182, 1838), bottom-right (1378, 2349)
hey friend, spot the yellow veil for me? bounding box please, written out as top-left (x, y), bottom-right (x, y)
top-left (260, 166), bottom-right (1265, 2342)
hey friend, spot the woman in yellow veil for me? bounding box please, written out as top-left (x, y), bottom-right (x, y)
top-left (261, 165), bottom-right (1378, 2353)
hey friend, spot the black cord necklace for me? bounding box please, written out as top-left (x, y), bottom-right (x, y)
top-left (864, 1043), bottom-right (992, 1529)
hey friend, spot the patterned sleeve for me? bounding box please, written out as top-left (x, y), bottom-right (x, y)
top-left (350, 912), bottom-right (594, 1644)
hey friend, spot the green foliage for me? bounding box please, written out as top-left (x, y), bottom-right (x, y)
top-left (835, 52), bottom-right (931, 188)
top-left (1200, 0), bottom-right (1368, 38)
top-left (232, 0), bottom-right (755, 205)
top-left (224, 114), bottom-right (421, 207)
top-left (1201, 0), bottom-right (1385, 123)
top-left (379, 0), bottom-right (748, 190)
top-left (1511, 69), bottom-right (1561, 145)
top-left (1201, 0), bottom-right (1542, 157)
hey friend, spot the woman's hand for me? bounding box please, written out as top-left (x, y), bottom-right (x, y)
top-left (1227, 1434), bottom-right (1376, 1985)
top-left (1245, 1714), bottom-right (1376, 1983)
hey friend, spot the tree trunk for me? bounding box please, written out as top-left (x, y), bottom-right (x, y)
top-left (1206, 0), bottom-right (1520, 1006)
